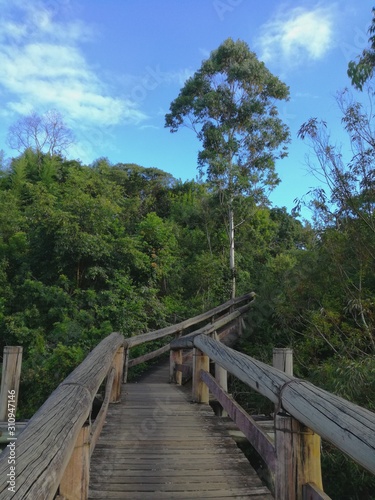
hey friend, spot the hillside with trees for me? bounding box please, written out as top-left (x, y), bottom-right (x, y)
top-left (1, 28), bottom-right (375, 498)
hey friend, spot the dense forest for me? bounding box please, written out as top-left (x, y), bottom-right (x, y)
top-left (1, 15), bottom-right (375, 500)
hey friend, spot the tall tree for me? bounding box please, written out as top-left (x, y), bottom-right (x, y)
top-left (348, 7), bottom-right (375, 90)
top-left (165, 38), bottom-right (290, 298)
top-left (7, 110), bottom-right (74, 156)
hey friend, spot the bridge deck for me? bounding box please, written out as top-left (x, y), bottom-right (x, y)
top-left (89, 362), bottom-right (273, 499)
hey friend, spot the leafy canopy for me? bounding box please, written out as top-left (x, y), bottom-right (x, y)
top-left (165, 38), bottom-right (290, 201)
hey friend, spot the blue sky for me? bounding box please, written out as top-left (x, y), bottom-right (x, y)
top-left (0, 0), bottom-right (374, 217)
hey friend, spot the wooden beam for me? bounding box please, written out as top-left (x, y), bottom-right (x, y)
top-left (0, 332), bottom-right (124, 499)
top-left (123, 347), bottom-right (130, 384)
top-left (127, 291), bottom-right (255, 349)
top-left (59, 423), bottom-right (90, 500)
top-left (110, 346), bottom-right (124, 403)
top-left (90, 368), bottom-right (115, 455)
top-left (303, 482), bottom-right (332, 500)
top-left (193, 334), bottom-right (375, 475)
top-left (128, 343), bottom-right (170, 368)
top-left (200, 370), bottom-right (276, 473)
top-left (275, 414), bottom-right (323, 500)
top-left (170, 349), bottom-right (183, 384)
top-left (175, 364), bottom-right (192, 378)
top-left (192, 349), bottom-right (209, 403)
top-left (273, 348), bottom-right (293, 375)
top-left (171, 302), bottom-right (255, 350)
top-left (0, 346), bottom-right (23, 421)
top-left (274, 347), bottom-right (323, 500)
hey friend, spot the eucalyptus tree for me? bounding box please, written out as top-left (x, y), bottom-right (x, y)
top-left (165, 38), bottom-right (290, 298)
top-left (348, 7), bottom-right (375, 90)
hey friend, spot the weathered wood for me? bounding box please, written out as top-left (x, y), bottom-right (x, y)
top-left (170, 349), bottom-right (183, 384)
top-left (303, 482), bottom-right (332, 500)
top-left (192, 349), bottom-right (209, 403)
top-left (110, 346), bottom-right (124, 403)
top-left (171, 302), bottom-right (255, 350)
top-left (200, 370), bottom-right (276, 473)
top-left (273, 348), bottom-right (293, 375)
top-left (126, 292), bottom-right (255, 349)
top-left (193, 334), bottom-right (375, 475)
top-left (194, 334), bottom-right (289, 403)
top-left (0, 346), bottom-right (23, 421)
top-left (89, 362), bottom-right (273, 499)
top-left (122, 347), bottom-right (129, 383)
top-left (274, 347), bottom-right (322, 500)
top-left (90, 368), bottom-right (115, 455)
top-left (281, 381), bottom-right (375, 475)
top-left (275, 414), bottom-right (322, 500)
top-left (194, 335), bottom-right (375, 474)
top-left (59, 423), bottom-right (90, 500)
top-left (0, 332), bottom-right (124, 500)
top-left (213, 332), bottom-right (228, 416)
top-left (128, 343), bottom-right (170, 369)
top-left (175, 363), bottom-right (192, 378)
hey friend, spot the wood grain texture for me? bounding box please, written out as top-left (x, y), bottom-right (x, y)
top-left (0, 333), bottom-right (124, 500)
top-left (0, 346), bottom-right (23, 421)
top-left (126, 292), bottom-right (255, 349)
top-left (200, 370), bottom-right (276, 474)
top-left (193, 334), bottom-right (375, 476)
top-left (89, 361), bottom-right (273, 500)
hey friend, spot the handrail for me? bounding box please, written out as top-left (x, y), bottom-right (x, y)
top-left (125, 291), bottom-right (255, 348)
top-left (175, 332), bottom-right (375, 499)
top-left (194, 334), bottom-right (375, 473)
top-left (0, 333), bottom-right (124, 500)
top-left (0, 293), bottom-right (254, 500)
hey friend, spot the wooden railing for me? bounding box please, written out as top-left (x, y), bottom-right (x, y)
top-left (1, 289), bottom-right (374, 500)
top-left (0, 292), bottom-right (254, 500)
top-left (170, 333), bottom-right (375, 500)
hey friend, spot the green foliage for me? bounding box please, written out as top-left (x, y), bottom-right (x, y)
top-left (348, 7), bottom-right (375, 90)
top-left (166, 37), bottom-right (290, 298)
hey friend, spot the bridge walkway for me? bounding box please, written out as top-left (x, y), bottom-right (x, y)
top-left (88, 361), bottom-right (273, 499)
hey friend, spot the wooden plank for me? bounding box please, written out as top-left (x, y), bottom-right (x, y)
top-left (59, 423), bottom-right (90, 500)
top-left (126, 291), bottom-right (255, 348)
top-left (281, 381), bottom-right (375, 475)
top-left (171, 302), bottom-right (255, 350)
top-left (192, 349), bottom-right (209, 403)
top-left (0, 332), bottom-right (124, 500)
top-left (194, 333), bottom-right (375, 476)
top-left (89, 361), bottom-right (272, 499)
top-left (0, 346), bottom-right (23, 421)
top-left (200, 370), bottom-right (276, 473)
top-left (303, 482), bottom-right (332, 500)
top-left (90, 368), bottom-right (115, 455)
top-left (128, 343), bottom-right (170, 368)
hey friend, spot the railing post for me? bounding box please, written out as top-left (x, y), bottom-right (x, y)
top-left (192, 347), bottom-right (209, 403)
top-left (273, 348), bottom-right (293, 375)
top-left (170, 349), bottom-right (183, 384)
top-left (213, 332), bottom-right (228, 416)
top-left (274, 348), bottom-right (323, 500)
top-left (110, 346), bottom-right (124, 403)
top-left (170, 332), bottom-right (182, 384)
top-left (59, 422), bottom-right (90, 500)
top-left (0, 346), bottom-right (23, 421)
top-left (122, 346), bottom-right (130, 383)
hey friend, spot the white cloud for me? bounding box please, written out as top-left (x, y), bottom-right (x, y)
top-left (0, 1), bottom-right (147, 130)
top-left (256, 5), bottom-right (336, 68)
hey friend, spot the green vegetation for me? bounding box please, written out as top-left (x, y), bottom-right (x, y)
top-left (1, 25), bottom-right (375, 497)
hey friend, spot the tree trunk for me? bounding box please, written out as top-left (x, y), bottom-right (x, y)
top-left (229, 203), bottom-right (236, 299)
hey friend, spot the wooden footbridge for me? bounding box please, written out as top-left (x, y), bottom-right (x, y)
top-left (0, 292), bottom-right (375, 500)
